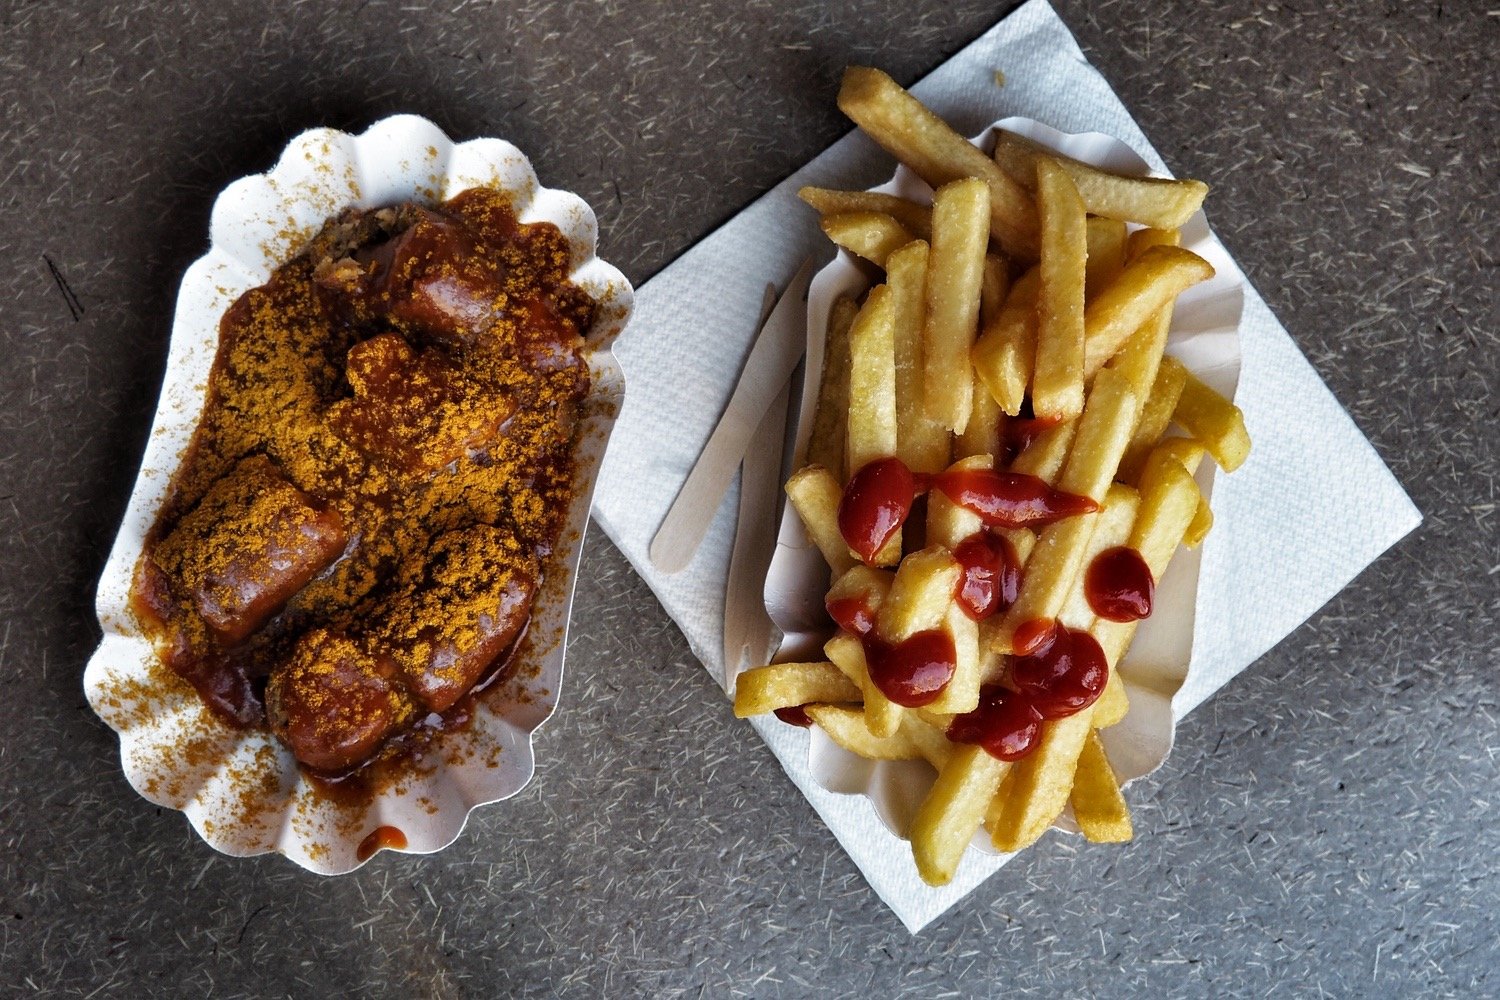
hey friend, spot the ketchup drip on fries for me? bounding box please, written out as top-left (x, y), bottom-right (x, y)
top-left (1085, 546), bottom-right (1155, 622)
top-left (838, 457), bottom-right (1094, 566)
top-left (951, 531), bottom-right (1021, 620)
top-left (947, 622), bottom-right (1109, 761)
top-left (774, 706), bottom-right (814, 727)
top-left (824, 593), bottom-right (957, 708)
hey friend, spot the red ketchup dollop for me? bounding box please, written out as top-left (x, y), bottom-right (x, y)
top-left (946, 685), bottom-right (1044, 761)
top-left (931, 469), bottom-right (1097, 530)
top-left (774, 705), bottom-right (814, 727)
top-left (825, 593), bottom-right (957, 708)
top-left (838, 457), bottom-right (920, 564)
top-left (951, 532), bottom-right (1021, 620)
top-left (1009, 621), bottom-right (1109, 720)
top-left (1085, 546), bottom-right (1155, 622)
top-left (864, 630), bottom-right (958, 708)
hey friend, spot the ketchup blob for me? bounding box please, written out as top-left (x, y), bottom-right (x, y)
top-left (826, 595), bottom-right (876, 636)
top-left (947, 685), bottom-right (1044, 761)
top-left (951, 532), bottom-right (1021, 620)
top-left (774, 705), bottom-right (814, 727)
top-left (1010, 623), bottom-right (1109, 720)
top-left (865, 629), bottom-right (958, 708)
top-left (931, 469), bottom-right (1096, 530)
top-left (1085, 546), bottom-right (1155, 622)
top-left (838, 457), bottom-right (918, 564)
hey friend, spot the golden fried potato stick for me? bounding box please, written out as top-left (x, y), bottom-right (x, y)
top-left (878, 545), bottom-right (961, 642)
top-left (1009, 417), bottom-right (1077, 484)
top-left (928, 604), bottom-right (981, 715)
top-left (1172, 366), bottom-right (1251, 472)
top-left (990, 460), bottom-right (1198, 852)
top-left (807, 294), bottom-right (858, 475)
top-left (837, 66), bottom-right (1039, 260)
top-left (1082, 246), bottom-right (1214, 378)
top-left (910, 745), bottom-right (1012, 884)
top-left (972, 267), bottom-right (1039, 417)
top-left (1033, 159), bottom-right (1089, 422)
top-left (1084, 216), bottom-right (1127, 301)
top-left (962, 251), bottom-right (1012, 453)
top-left (901, 712), bottom-right (956, 770)
top-left (1056, 484), bottom-right (1142, 631)
top-left (784, 465), bottom-right (855, 576)
top-left (993, 130), bottom-right (1208, 230)
top-left (733, 662), bottom-right (861, 718)
top-left (805, 704), bottom-right (922, 760)
top-left (923, 178), bottom-right (991, 433)
top-left (887, 240), bottom-right (952, 474)
top-left (845, 284), bottom-right (899, 480)
top-left (1104, 229), bottom-right (1181, 424)
top-left (1118, 356), bottom-right (1188, 484)
top-left (825, 631), bottom-right (904, 739)
top-left (1070, 730), bottom-right (1133, 843)
top-left (799, 186), bottom-right (934, 238)
top-left (820, 211), bottom-right (917, 269)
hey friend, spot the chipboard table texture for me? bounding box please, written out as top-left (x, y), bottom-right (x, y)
top-left (1, 1), bottom-right (1493, 996)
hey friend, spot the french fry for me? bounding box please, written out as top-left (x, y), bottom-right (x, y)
top-left (784, 465), bottom-right (855, 576)
top-left (1091, 670), bottom-right (1130, 728)
top-left (877, 545), bottom-right (960, 642)
top-left (972, 267), bottom-right (1038, 417)
top-left (807, 295), bottom-right (857, 474)
top-left (925, 604), bottom-right (980, 715)
top-left (1118, 356), bottom-right (1188, 483)
top-left (733, 662), bottom-right (861, 718)
top-left (820, 212), bottom-right (917, 269)
top-left (887, 241), bottom-right (951, 474)
top-left (836, 66), bottom-right (1039, 260)
top-left (923, 178), bottom-right (991, 433)
top-left (1173, 368), bottom-right (1251, 472)
top-left (1084, 216), bottom-right (1127, 300)
top-left (845, 285), bottom-right (898, 477)
top-left (901, 713), bottom-right (955, 770)
top-left (826, 562), bottom-right (896, 610)
top-left (993, 130), bottom-right (1208, 229)
top-left (958, 368), bottom-right (1004, 459)
top-left (1103, 229), bottom-right (1180, 412)
top-left (805, 704), bottom-right (921, 760)
top-left (1082, 246), bottom-right (1214, 378)
top-left (799, 186), bottom-right (933, 238)
top-left (910, 744), bottom-right (1010, 884)
top-left (825, 631), bottom-right (903, 739)
top-left (1059, 367), bottom-right (1139, 503)
top-left (1032, 159), bottom-right (1088, 422)
top-left (1070, 730), bottom-right (1133, 843)
top-left (1009, 418), bottom-right (1076, 484)
top-left (1185, 497), bottom-right (1214, 547)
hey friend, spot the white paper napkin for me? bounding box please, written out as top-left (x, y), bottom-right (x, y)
top-left (592, 0), bottom-right (1422, 933)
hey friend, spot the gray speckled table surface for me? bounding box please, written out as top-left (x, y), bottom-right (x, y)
top-left (2, 1), bottom-right (1495, 996)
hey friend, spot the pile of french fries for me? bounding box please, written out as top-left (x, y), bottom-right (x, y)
top-left (733, 67), bottom-right (1250, 886)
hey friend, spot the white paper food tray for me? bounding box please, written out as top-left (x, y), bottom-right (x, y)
top-left (84, 115), bottom-right (633, 873)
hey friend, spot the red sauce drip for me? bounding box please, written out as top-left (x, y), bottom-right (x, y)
top-left (838, 457), bottom-right (918, 564)
top-left (952, 532), bottom-right (1021, 620)
top-left (774, 705), bottom-right (814, 727)
top-left (1001, 415), bottom-right (1061, 464)
top-left (864, 630), bottom-right (958, 708)
top-left (1085, 546), bottom-right (1155, 622)
top-left (1012, 617), bottom-right (1057, 657)
top-left (1010, 622), bottom-right (1109, 720)
top-left (356, 825), bottom-right (407, 862)
top-left (931, 469), bottom-right (1097, 530)
top-left (826, 595), bottom-right (876, 637)
top-left (946, 685), bottom-right (1044, 761)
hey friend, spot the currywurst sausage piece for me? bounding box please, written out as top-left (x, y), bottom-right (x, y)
top-left (152, 456), bottom-right (346, 646)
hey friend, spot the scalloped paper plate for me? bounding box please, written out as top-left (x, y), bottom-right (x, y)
top-left (84, 115), bottom-right (633, 873)
top-left (764, 118), bottom-right (1245, 854)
